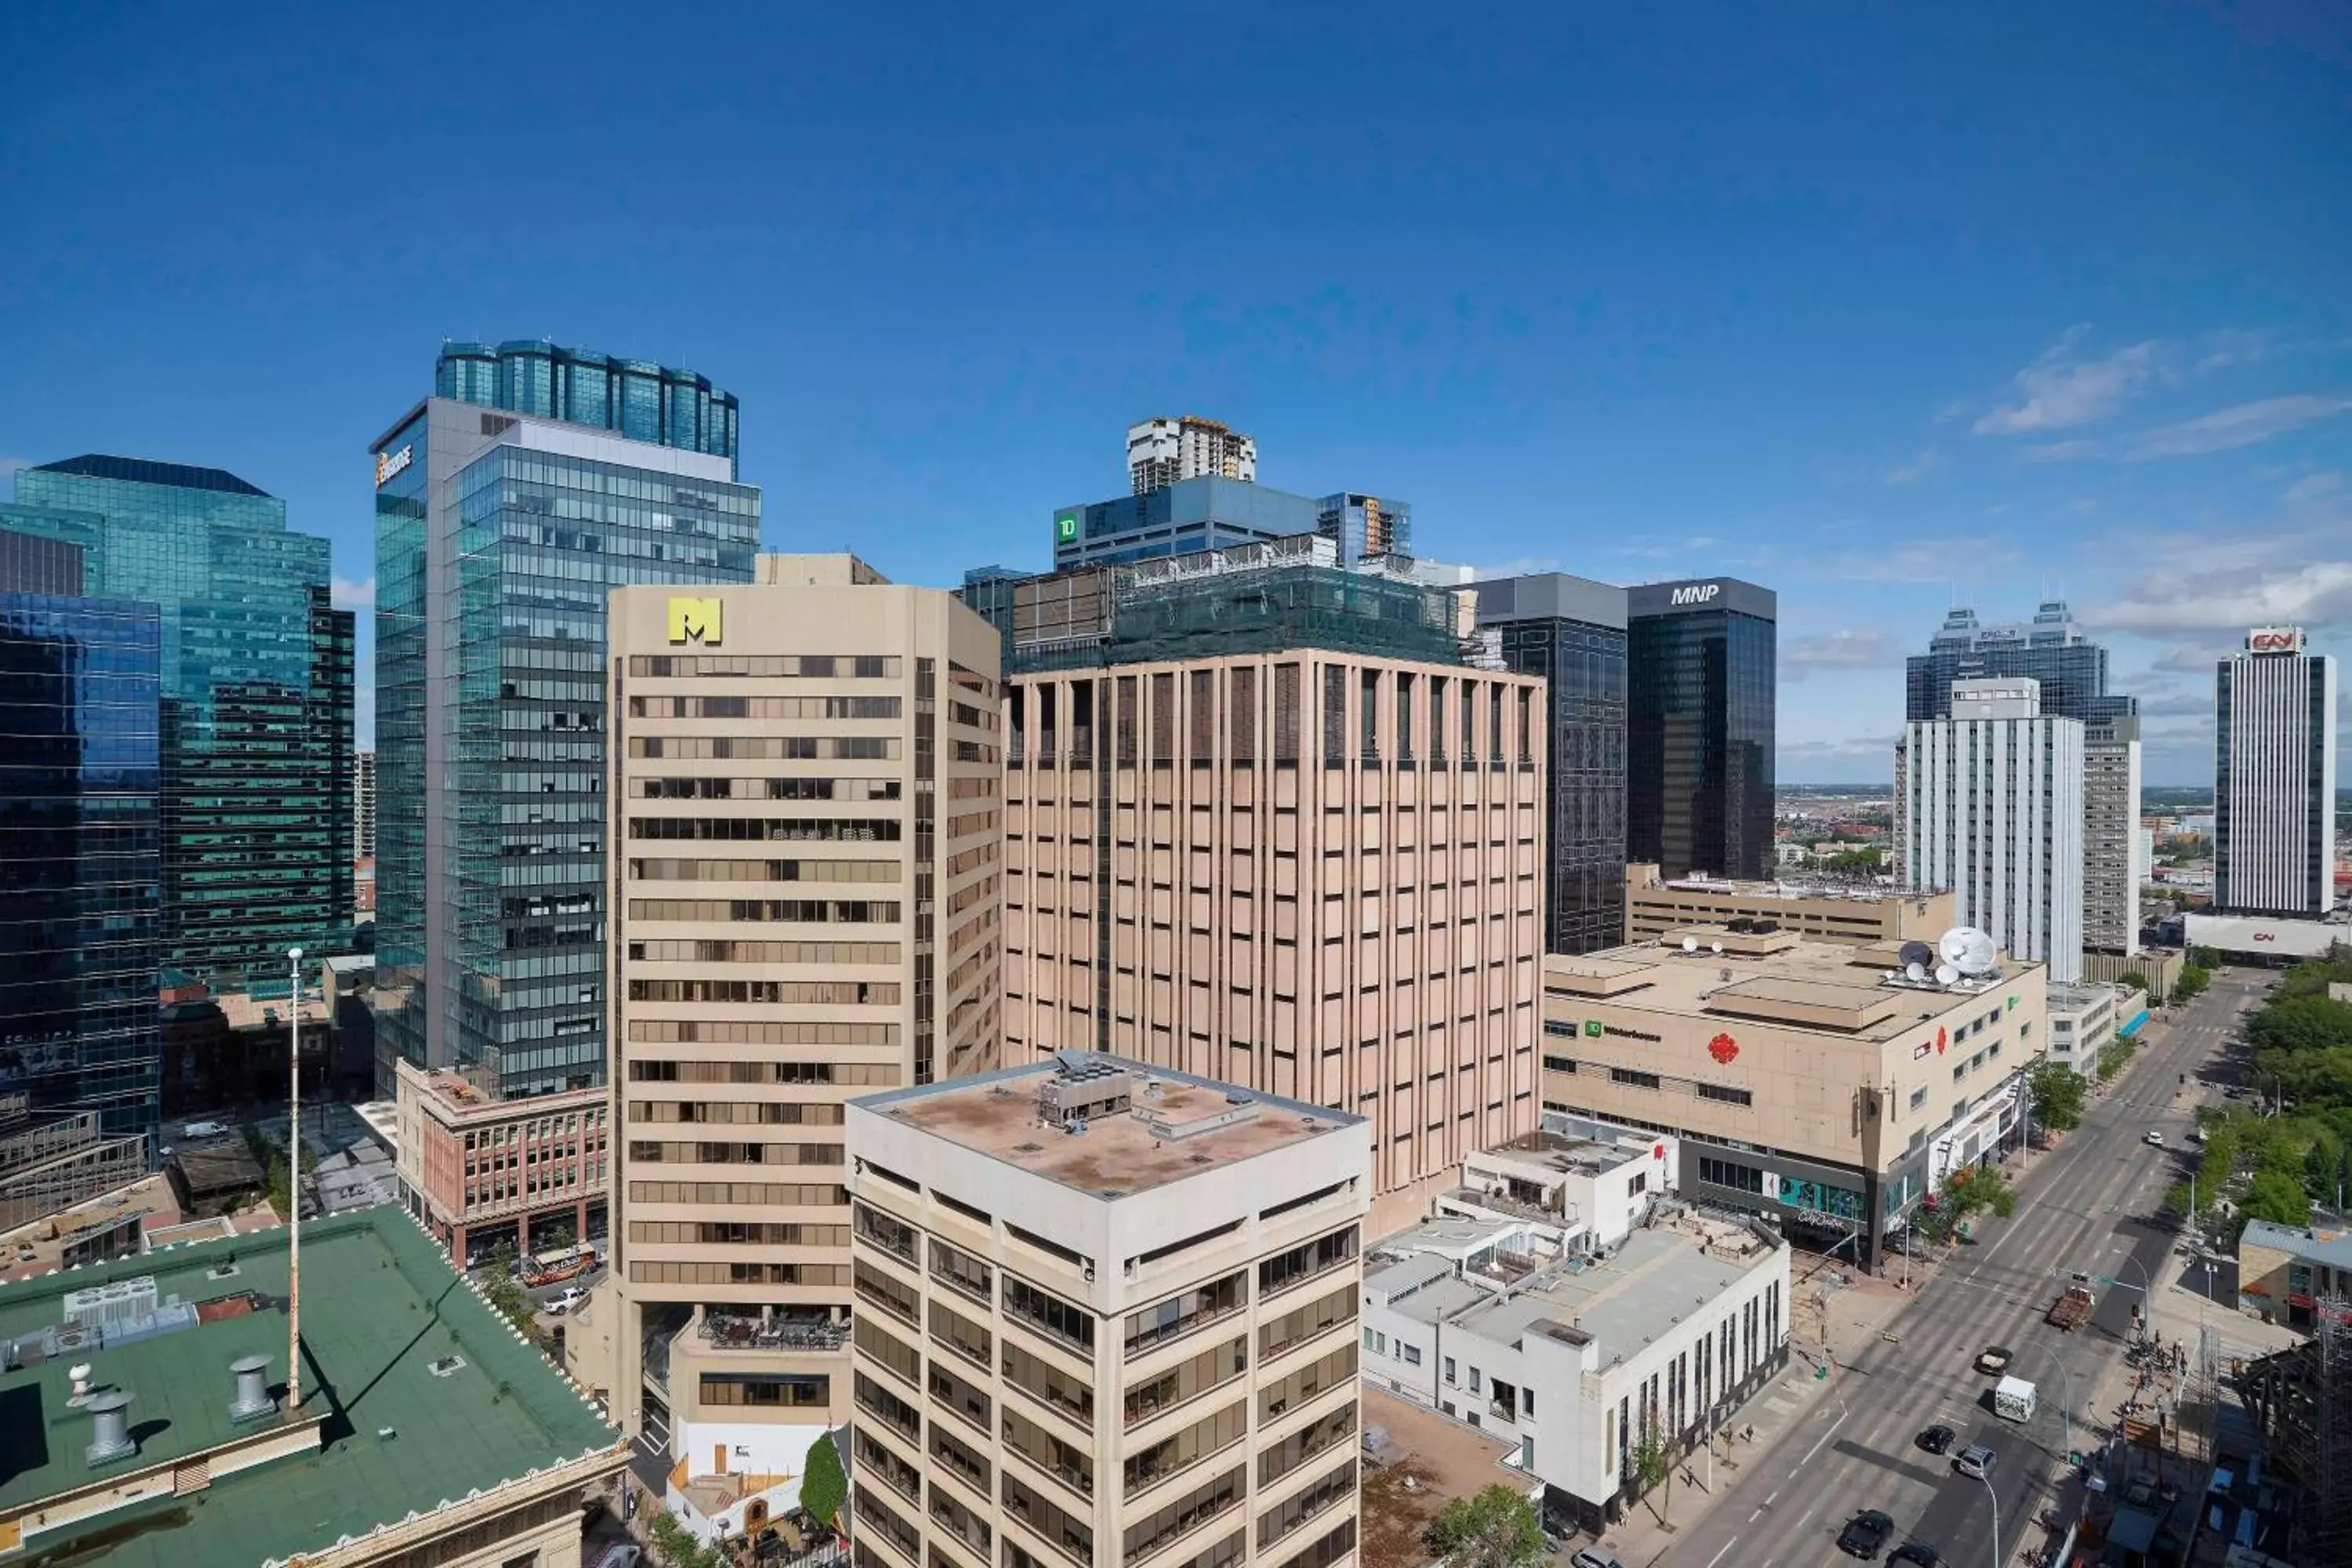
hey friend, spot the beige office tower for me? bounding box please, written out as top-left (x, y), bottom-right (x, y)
top-left (1003, 649), bottom-right (1548, 1233)
top-left (595, 555), bottom-right (1004, 1485)
top-left (845, 1052), bottom-right (1372, 1568)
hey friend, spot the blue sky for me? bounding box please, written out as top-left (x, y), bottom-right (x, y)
top-left (3, 2), bottom-right (2347, 784)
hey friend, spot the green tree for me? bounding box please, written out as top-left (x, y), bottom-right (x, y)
top-left (480, 1241), bottom-right (536, 1334)
top-left (1824, 848), bottom-right (1885, 874)
top-left (2173, 965), bottom-right (2211, 1003)
top-left (2027, 1061), bottom-right (2088, 1135)
top-left (800, 1430), bottom-right (848, 1530)
top-left (648, 1508), bottom-right (724, 1568)
top-left (2190, 946), bottom-right (2224, 970)
top-left (2243, 1169), bottom-right (2311, 1227)
top-left (1425, 1483), bottom-right (1548, 1568)
top-left (1944, 1165), bottom-right (2016, 1229)
top-left (2115, 971), bottom-right (2151, 994)
top-left (1627, 1425), bottom-right (1676, 1524)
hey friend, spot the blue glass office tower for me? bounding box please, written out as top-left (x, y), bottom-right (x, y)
top-left (1627, 578), bottom-right (1777, 882)
top-left (0, 458), bottom-right (354, 993)
top-left (1048, 477), bottom-right (1412, 570)
top-left (1904, 601), bottom-right (2129, 725)
top-left (436, 340), bottom-right (739, 475)
top-left (375, 361), bottom-right (760, 1099)
top-left (0, 531), bottom-right (163, 1144)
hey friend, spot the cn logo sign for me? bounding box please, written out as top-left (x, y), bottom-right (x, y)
top-left (1670, 583), bottom-right (1722, 606)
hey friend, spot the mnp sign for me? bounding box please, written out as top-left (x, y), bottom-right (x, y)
top-left (667, 597), bottom-right (724, 644)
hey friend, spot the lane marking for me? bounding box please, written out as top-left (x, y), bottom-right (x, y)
top-left (1704, 1541), bottom-right (1738, 1568)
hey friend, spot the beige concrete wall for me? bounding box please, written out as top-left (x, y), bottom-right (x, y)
top-left (1623, 864), bottom-right (1952, 948)
top-left (1001, 655), bottom-right (1548, 1209)
top-left (601, 564), bottom-right (1002, 1443)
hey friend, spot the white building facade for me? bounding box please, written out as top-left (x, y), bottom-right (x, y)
top-left (1127, 416), bottom-right (1258, 493)
top-left (2216, 626), bottom-right (2339, 919)
top-left (1901, 677), bottom-right (2085, 982)
top-left (2083, 713), bottom-right (2142, 955)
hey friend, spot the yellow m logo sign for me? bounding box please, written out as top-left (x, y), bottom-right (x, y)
top-left (667, 597), bottom-right (724, 644)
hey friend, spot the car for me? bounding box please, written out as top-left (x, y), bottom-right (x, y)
top-left (1570, 1552), bottom-right (1620, 1568)
top-left (1915, 1425), bottom-right (1955, 1454)
top-left (1954, 1444), bottom-right (1998, 1479)
top-left (590, 1546), bottom-right (641, 1568)
top-left (1891, 1544), bottom-right (1940, 1567)
top-left (2144, 1130), bottom-right (2165, 1146)
top-left (1975, 1345), bottom-right (2013, 1374)
top-left (1838, 1510), bottom-right (1895, 1558)
top-left (547, 1286), bottom-right (588, 1316)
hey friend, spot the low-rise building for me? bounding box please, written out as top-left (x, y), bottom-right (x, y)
top-left (392, 1058), bottom-right (609, 1266)
top-left (1624, 862), bottom-right (1952, 949)
top-left (1541, 926), bottom-right (2048, 1268)
top-left (2239, 1217), bottom-right (2352, 1331)
top-left (2045, 983), bottom-right (2120, 1077)
top-left (2184, 912), bottom-right (2352, 967)
top-left (1360, 1204), bottom-right (1790, 1533)
top-left (0, 1204), bottom-right (624, 1566)
top-left (1432, 1120), bottom-right (1680, 1252)
top-left (846, 1051), bottom-right (1372, 1568)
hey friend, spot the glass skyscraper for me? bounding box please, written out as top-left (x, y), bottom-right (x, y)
top-left (1475, 572), bottom-right (1630, 953)
top-left (1904, 601), bottom-right (2130, 725)
top-left (435, 340), bottom-right (740, 475)
top-left (0, 537), bottom-right (164, 1144)
top-left (0, 457), bottom-right (353, 993)
top-left (1626, 577), bottom-right (1777, 882)
top-left (375, 361), bottom-right (759, 1100)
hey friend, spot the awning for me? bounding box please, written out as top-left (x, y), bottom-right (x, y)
top-left (2118, 1009), bottom-right (2151, 1039)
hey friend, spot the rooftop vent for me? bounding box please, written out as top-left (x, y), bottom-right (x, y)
top-left (229, 1353), bottom-right (274, 1422)
top-left (207, 1262), bottom-right (241, 1281)
top-left (84, 1390), bottom-right (136, 1467)
top-left (64, 1276), bottom-right (159, 1333)
top-left (428, 1355), bottom-right (467, 1378)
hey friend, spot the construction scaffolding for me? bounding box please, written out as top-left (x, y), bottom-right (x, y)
top-left (2239, 1293), bottom-right (2352, 1564)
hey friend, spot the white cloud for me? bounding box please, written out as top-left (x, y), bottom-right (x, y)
top-left (2147, 641), bottom-right (2234, 676)
top-left (331, 575), bottom-right (376, 611)
top-left (1884, 448), bottom-right (1942, 485)
top-left (2121, 395), bottom-right (2352, 460)
top-left (2087, 560), bottom-right (2352, 636)
top-left (1834, 535), bottom-right (2019, 583)
top-left (2285, 470), bottom-right (2345, 503)
top-left (1777, 733), bottom-right (1900, 782)
top-left (1782, 630), bottom-right (1900, 680)
top-left (1973, 327), bottom-right (2163, 434)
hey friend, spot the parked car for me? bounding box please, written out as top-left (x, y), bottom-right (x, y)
top-left (590, 1545), bottom-right (641, 1568)
top-left (1955, 1444), bottom-right (1998, 1479)
top-left (1975, 1345), bottom-right (2013, 1374)
top-left (2144, 1130), bottom-right (2165, 1146)
top-left (1891, 1544), bottom-right (1940, 1567)
top-left (1570, 1552), bottom-right (1621, 1568)
top-left (1838, 1510), bottom-right (1895, 1559)
top-left (1915, 1425), bottom-right (1955, 1454)
top-left (547, 1286), bottom-right (588, 1316)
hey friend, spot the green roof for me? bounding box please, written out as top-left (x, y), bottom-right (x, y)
top-left (0, 1206), bottom-right (617, 1566)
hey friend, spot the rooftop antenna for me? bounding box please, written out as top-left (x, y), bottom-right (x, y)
top-left (286, 945), bottom-right (303, 1420)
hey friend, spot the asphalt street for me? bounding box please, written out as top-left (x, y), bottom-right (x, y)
top-left (1660, 970), bottom-right (2269, 1568)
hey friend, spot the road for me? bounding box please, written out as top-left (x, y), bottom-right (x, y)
top-left (1661, 970), bottom-right (2268, 1568)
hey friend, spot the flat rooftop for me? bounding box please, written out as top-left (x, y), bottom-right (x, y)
top-left (1544, 938), bottom-right (2034, 1041)
top-left (859, 1051), bottom-right (1362, 1198)
top-left (0, 1206), bottom-right (616, 1566)
top-left (1633, 875), bottom-right (1936, 905)
top-left (1477, 1127), bottom-right (1650, 1178)
top-left (1449, 1214), bottom-right (1780, 1367)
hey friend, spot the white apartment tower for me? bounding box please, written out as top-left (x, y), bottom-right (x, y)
top-left (846, 1052), bottom-right (1371, 1568)
top-left (594, 556), bottom-right (1004, 1480)
top-left (1127, 416), bottom-right (1258, 495)
top-left (2216, 626), bottom-right (2339, 918)
top-left (1900, 677), bottom-right (2085, 982)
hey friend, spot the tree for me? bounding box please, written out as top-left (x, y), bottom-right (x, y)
top-left (2115, 971), bottom-right (2151, 994)
top-left (481, 1241), bottom-right (536, 1334)
top-left (2243, 1169), bottom-right (2311, 1227)
top-left (2173, 965), bottom-right (2211, 1004)
top-left (2190, 946), bottom-right (2224, 970)
top-left (1943, 1165), bottom-right (2016, 1229)
top-left (2027, 1061), bottom-right (2087, 1135)
top-left (1628, 1427), bottom-right (1676, 1524)
top-left (648, 1508), bottom-right (724, 1568)
top-left (800, 1430), bottom-right (848, 1531)
top-left (1425, 1483), bottom-right (1547, 1568)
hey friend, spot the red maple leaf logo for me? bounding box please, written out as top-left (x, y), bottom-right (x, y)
top-left (1936, 1026), bottom-right (1948, 1054)
top-left (1708, 1033), bottom-right (1739, 1065)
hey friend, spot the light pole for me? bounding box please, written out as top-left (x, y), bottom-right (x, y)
top-left (285, 945), bottom-right (303, 1417)
top-left (2009, 1338), bottom-right (2078, 1472)
top-left (1973, 1467), bottom-right (2000, 1568)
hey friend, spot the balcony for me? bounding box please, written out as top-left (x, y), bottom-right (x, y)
top-left (697, 1309), bottom-right (848, 1352)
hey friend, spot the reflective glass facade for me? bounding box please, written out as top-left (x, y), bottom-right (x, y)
top-left (1, 458), bottom-right (354, 990)
top-left (1491, 608), bottom-right (1627, 955)
top-left (376, 399), bottom-right (760, 1100)
top-left (1904, 601), bottom-right (2123, 723)
top-left (1627, 581), bottom-right (1776, 882)
top-left (0, 593), bottom-right (162, 1142)
top-left (436, 341), bottom-right (739, 476)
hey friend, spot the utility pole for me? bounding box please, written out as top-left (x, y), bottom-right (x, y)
top-left (286, 946), bottom-right (303, 1417)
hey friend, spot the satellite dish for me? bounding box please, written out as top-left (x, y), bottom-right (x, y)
top-left (1904, 961), bottom-right (1926, 982)
top-left (1934, 964), bottom-right (1961, 987)
top-left (1898, 940), bottom-right (1936, 973)
top-left (1936, 928), bottom-right (1975, 966)
top-left (1710, 942), bottom-right (1723, 956)
top-left (1682, 937), bottom-right (1698, 953)
top-left (1947, 927), bottom-right (1999, 975)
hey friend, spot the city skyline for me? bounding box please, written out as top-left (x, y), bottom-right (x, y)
top-left (3, 7), bottom-right (2346, 788)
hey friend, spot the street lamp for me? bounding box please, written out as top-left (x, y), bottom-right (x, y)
top-left (286, 946), bottom-right (303, 1417)
top-left (1972, 1467), bottom-right (2001, 1568)
top-left (2008, 1338), bottom-right (2078, 1472)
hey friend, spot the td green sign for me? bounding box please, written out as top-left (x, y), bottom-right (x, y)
top-left (1054, 512), bottom-right (1079, 543)
top-left (1584, 1019), bottom-right (1603, 1037)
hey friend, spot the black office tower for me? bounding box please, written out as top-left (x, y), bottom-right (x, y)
top-left (1475, 572), bottom-right (1629, 954)
top-left (1627, 577), bottom-right (1777, 880)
